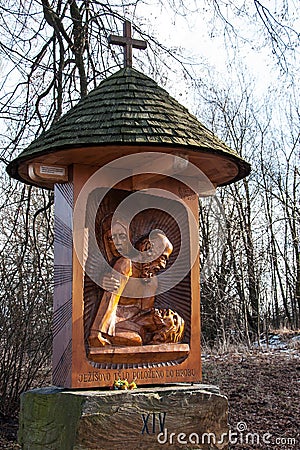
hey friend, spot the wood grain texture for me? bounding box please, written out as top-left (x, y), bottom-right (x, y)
top-left (88, 343), bottom-right (190, 364)
top-left (16, 145), bottom-right (244, 189)
top-left (53, 182), bottom-right (73, 387)
top-left (52, 297), bottom-right (72, 337)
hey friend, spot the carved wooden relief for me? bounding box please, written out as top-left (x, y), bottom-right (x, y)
top-left (83, 188), bottom-right (191, 368)
top-left (52, 165), bottom-right (201, 388)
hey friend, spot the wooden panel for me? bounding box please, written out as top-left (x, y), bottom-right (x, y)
top-left (88, 343), bottom-right (190, 364)
top-left (52, 182), bottom-right (73, 387)
top-left (68, 165), bottom-right (201, 388)
top-left (81, 189), bottom-right (191, 370)
top-left (19, 144), bottom-right (240, 189)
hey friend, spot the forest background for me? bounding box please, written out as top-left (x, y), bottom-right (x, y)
top-left (0, 0), bottom-right (299, 421)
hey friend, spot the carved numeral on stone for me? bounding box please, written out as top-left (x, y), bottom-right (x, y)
top-left (141, 412), bottom-right (166, 434)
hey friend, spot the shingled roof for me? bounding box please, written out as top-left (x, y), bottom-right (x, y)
top-left (7, 67), bottom-right (250, 185)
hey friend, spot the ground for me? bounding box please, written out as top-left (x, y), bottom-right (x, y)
top-left (202, 350), bottom-right (300, 449)
top-left (0, 349), bottom-right (299, 449)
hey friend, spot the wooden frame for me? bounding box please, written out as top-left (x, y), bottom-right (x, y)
top-left (53, 162), bottom-right (201, 388)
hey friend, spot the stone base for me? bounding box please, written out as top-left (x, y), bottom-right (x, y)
top-left (18, 384), bottom-right (228, 450)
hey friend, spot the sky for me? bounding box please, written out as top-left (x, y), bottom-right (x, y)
top-left (133, 0), bottom-right (299, 106)
top-left (0, 0), bottom-right (299, 157)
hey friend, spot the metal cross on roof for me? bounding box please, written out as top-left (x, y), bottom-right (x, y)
top-left (108, 20), bottom-right (147, 68)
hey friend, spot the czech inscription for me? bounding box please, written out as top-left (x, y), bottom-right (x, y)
top-left (77, 368), bottom-right (196, 383)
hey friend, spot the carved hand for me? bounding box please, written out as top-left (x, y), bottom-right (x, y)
top-left (102, 274), bottom-right (120, 292)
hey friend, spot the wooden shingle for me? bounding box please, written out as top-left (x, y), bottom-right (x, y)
top-left (7, 67), bottom-right (251, 186)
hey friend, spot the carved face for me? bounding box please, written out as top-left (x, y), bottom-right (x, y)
top-left (137, 232), bottom-right (173, 278)
top-left (148, 235), bottom-right (173, 273)
top-left (105, 221), bottom-right (130, 258)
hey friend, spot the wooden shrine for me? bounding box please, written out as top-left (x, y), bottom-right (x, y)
top-left (7, 21), bottom-right (250, 390)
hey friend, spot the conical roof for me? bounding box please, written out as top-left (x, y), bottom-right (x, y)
top-left (7, 67), bottom-right (250, 188)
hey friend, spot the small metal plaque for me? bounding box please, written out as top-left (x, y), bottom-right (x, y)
top-left (40, 165), bottom-right (66, 176)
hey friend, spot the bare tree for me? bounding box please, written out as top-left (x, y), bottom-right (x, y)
top-left (204, 0), bottom-right (299, 74)
top-left (198, 68), bottom-right (299, 343)
top-left (0, 0), bottom-right (299, 417)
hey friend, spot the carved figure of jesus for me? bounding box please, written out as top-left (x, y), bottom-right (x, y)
top-left (88, 219), bottom-right (184, 347)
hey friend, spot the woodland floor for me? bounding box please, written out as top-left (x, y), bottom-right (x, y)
top-left (202, 350), bottom-right (300, 449)
top-left (0, 348), bottom-right (299, 449)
